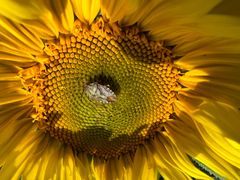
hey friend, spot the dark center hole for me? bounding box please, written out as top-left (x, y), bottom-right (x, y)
top-left (89, 73), bottom-right (121, 95)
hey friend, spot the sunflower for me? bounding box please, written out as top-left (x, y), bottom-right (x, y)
top-left (0, 0), bottom-right (240, 179)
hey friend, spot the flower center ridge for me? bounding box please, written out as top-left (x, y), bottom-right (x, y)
top-left (20, 17), bottom-right (180, 158)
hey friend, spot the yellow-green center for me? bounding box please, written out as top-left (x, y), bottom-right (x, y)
top-left (22, 18), bottom-right (180, 158)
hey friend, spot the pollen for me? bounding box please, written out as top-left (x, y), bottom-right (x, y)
top-left (20, 17), bottom-right (180, 158)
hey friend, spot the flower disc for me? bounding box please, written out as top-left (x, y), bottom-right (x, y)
top-left (20, 18), bottom-right (180, 158)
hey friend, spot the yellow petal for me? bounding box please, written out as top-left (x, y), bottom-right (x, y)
top-left (131, 146), bottom-right (157, 180)
top-left (106, 158), bottom-right (123, 180)
top-left (210, 0), bottom-right (240, 16)
top-left (196, 123), bottom-right (240, 168)
top-left (0, 46), bottom-right (36, 63)
top-left (188, 80), bottom-right (240, 107)
top-left (150, 134), bottom-right (209, 179)
top-left (25, 137), bottom-right (53, 180)
top-left (71, 0), bottom-right (100, 24)
top-left (0, 119), bottom-right (40, 179)
top-left (0, 64), bottom-right (29, 104)
top-left (175, 93), bottom-right (240, 142)
top-left (0, 0), bottom-right (59, 38)
top-left (178, 65), bottom-right (240, 107)
top-left (145, 0), bottom-right (220, 27)
top-left (120, 0), bottom-right (163, 26)
top-left (174, 37), bottom-right (240, 57)
top-left (79, 153), bottom-right (96, 179)
top-left (0, 0), bottom-right (44, 20)
top-left (0, 107), bottom-right (32, 148)
top-left (176, 52), bottom-right (240, 70)
top-left (0, 62), bottom-right (21, 81)
top-left (165, 120), bottom-right (240, 179)
top-left (179, 69), bottom-right (209, 89)
top-left (24, 19), bottom-right (59, 39)
top-left (195, 15), bottom-right (240, 39)
top-left (150, 135), bottom-right (192, 180)
top-left (193, 101), bottom-right (240, 143)
top-left (46, 0), bottom-right (74, 33)
top-left (100, 0), bottom-right (143, 23)
top-left (0, 16), bottom-right (44, 55)
top-left (129, 0), bottom-right (220, 40)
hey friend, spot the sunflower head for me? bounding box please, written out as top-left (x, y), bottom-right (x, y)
top-left (19, 17), bottom-right (180, 159)
top-left (0, 0), bottom-right (240, 179)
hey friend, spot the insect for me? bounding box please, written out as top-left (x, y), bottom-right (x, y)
top-left (85, 82), bottom-right (117, 103)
